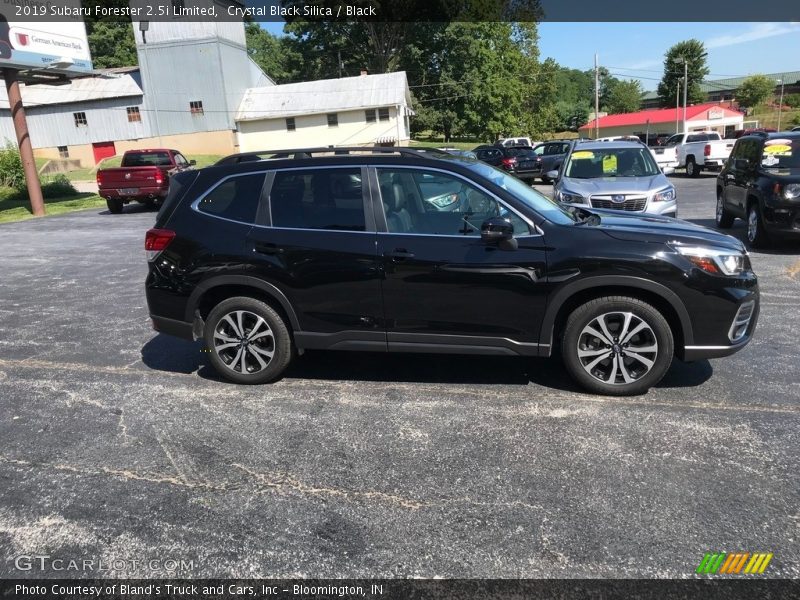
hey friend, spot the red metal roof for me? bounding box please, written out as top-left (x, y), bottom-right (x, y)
top-left (580, 103), bottom-right (743, 131)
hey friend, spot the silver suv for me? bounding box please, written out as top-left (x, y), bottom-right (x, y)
top-left (550, 141), bottom-right (677, 217)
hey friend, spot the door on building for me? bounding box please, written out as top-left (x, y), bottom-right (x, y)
top-left (92, 141), bottom-right (116, 164)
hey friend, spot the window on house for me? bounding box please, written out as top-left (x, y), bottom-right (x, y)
top-left (58, 146), bottom-right (69, 159)
top-left (365, 109), bottom-right (376, 123)
top-left (73, 112), bottom-right (87, 127)
top-left (327, 113), bottom-right (338, 127)
top-left (190, 100), bottom-right (204, 115)
top-left (378, 107), bottom-right (390, 121)
top-left (286, 117), bottom-right (296, 132)
top-left (126, 106), bottom-right (141, 123)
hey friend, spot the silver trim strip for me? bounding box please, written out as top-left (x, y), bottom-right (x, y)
top-left (684, 344), bottom-right (745, 351)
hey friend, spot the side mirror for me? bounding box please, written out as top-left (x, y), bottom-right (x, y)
top-left (481, 217), bottom-right (517, 250)
top-left (546, 169), bottom-right (559, 181)
top-left (662, 166), bottom-right (675, 175)
top-left (733, 158), bottom-right (749, 170)
top-left (189, 159), bottom-right (197, 166)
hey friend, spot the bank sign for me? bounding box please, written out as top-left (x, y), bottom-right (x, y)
top-left (0, 2), bottom-right (93, 74)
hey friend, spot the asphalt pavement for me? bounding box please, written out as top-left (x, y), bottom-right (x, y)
top-left (0, 173), bottom-right (798, 578)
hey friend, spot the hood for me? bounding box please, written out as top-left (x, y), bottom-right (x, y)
top-left (589, 211), bottom-right (746, 253)
top-left (560, 174), bottom-right (670, 196)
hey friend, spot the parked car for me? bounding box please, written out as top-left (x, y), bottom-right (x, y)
top-left (145, 145), bottom-right (758, 396)
top-left (654, 132), bottom-right (734, 177)
top-left (97, 149), bottom-right (195, 214)
top-left (530, 140), bottom-right (572, 183)
top-left (792, 126), bottom-right (800, 132)
top-left (551, 141), bottom-right (677, 217)
top-left (438, 148), bottom-right (478, 159)
top-left (727, 128), bottom-right (776, 139)
top-left (502, 146), bottom-right (541, 183)
top-left (473, 144), bottom-right (510, 170)
top-left (498, 137), bottom-right (534, 148)
top-left (716, 132), bottom-right (800, 247)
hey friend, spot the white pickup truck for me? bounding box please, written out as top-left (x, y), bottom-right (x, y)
top-left (651, 132), bottom-right (735, 177)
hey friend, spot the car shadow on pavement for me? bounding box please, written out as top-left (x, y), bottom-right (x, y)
top-left (141, 334), bottom-right (714, 394)
top-left (688, 218), bottom-right (800, 255)
top-left (97, 203), bottom-right (156, 216)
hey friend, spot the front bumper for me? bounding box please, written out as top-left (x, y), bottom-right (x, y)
top-left (762, 202), bottom-right (800, 236)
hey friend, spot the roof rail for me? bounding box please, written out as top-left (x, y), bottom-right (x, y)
top-left (214, 146), bottom-right (450, 166)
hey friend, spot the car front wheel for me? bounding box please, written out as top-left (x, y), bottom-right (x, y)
top-left (204, 296), bottom-right (293, 384)
top-left (561, 296), bottom-right (674, 396)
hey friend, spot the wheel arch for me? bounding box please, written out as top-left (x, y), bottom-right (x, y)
top-left (186, 276), bottom-right (301, 332)
top-left (540, 276), bottom-right (693, 356)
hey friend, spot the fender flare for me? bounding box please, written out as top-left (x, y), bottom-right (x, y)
top-left (185, 275), bottom-right (301, 331)
top-left (538, 275), bottom-right (694, 348)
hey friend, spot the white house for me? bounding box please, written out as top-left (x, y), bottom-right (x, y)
top-left (235, 71), bottom-right (414, 152)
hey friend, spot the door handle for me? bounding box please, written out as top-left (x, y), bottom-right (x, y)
top-left (384, 248), bottom-right (415, 260)
top-left (251, 242), bottom-right (283, 255)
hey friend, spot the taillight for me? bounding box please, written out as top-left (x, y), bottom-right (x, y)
top-left (145, 228), bottom-right (175, 261)
top-left (501, 157), bottom-right (517, 168)
top-left (704, 144), bottom-right (711, 156)
top-left (96, 172), bottom-right (103, 186)
top-left (155, 172), bottom-right (164, 186)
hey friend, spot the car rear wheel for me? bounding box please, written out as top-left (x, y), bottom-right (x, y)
top-left (715, 190), bottom-right (734, 229)
top-left (746, 204), bottom-right (769, 248)
top-left (561, 297), bottom-right (674, 396)
top-left (106, 198), bottom-right (123, 214)
top-left (204, 296), bottom-right (293, 384)
top-left (686, 157), bottom-right (700, 178)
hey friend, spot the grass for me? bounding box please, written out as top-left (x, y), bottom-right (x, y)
top-left (745, 105), bottom-right (800, 130)
top-left (0, 188), bottom-right (106, 224)
top-left (42, 153), bottom-right (223, 182)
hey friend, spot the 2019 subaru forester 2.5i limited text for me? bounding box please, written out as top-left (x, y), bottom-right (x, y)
top-left (145, 147), bottom-right (759, 396)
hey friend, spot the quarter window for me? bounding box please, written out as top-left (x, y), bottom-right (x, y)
top-left (196, 173), bottom-right (265, 223)
top-left (377, 168), bottom-right (530, 236)
top-left (270, 168), bottom-right (365, 231)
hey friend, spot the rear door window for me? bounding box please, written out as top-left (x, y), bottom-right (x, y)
top-left (270, 168), bottom-right (366, 231)
top-left (196, 173), bottom-right (266, 223)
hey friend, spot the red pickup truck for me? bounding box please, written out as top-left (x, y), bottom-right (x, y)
top-left (97, 149), bottom-right (195, 213)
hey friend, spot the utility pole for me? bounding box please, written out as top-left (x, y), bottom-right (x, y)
top-left (676, 80), bottom-right (681, 134)
top-left (682, 58), bottom-right (688, 132)
top-left (594, 53), bottom-right (600, 138)
top-left (4, 68), bottom-right (45, 217)
top-left (777, 76), bottom-right (785, 131)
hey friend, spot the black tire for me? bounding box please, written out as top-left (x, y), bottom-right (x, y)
top-left (106, 198), bottom-right (123, 214)
top-left (561, 296), bottom-right (674, 396)
top-left (143, 198), bottom-right (157, 209)
top-left (746, 203), bottom-right (770, 248)
top-left (541, 176), bottom-right (551, 184)
top-left (715, 189), bottom-right (734, 229)
top-left (686, 157), bottom-right (701, 178)
top-left (204, 296), bottom-right (293, 384)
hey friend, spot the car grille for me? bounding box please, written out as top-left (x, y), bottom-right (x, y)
top-left (589, 195), bottom-right (647, 212)
top-left (729, 301), bottom-right (755, 342)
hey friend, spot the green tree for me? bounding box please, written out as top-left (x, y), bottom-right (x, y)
top-left (83, 0), bottom-right (137, 68)
top-left (785, 94), bottom-right (800, 109)
top-left (604, 79), bottom-right (643, 114)
top-left (735, 74), bottom-right (776, 109)
top-left (244, 23), bottom-right (299, 83)
top-left (657, 39), bottom-right (709, 107)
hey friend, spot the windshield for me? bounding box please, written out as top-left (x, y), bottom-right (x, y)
top-left (505, 147), bottom-right (534, 158)
top-left (564, 147), bottom-right (660, 178)
top-left (122, 152), bottom-right (172, 167)
top-left (761, 137), bottom-right (800, 170)
top-left (463, 161), bottom-right (576, 224)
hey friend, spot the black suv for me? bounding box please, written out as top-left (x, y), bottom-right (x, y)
top-left (146, 147), bottom-right (759, 395)
top-left (716, 132), bottom-right (800, 247)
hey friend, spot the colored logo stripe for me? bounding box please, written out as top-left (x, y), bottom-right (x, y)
top-left (697, 552), bottom-right (773, 574)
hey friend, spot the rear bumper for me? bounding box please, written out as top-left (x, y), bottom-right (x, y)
top-left (100, 187), bottom-right (168, 201)
top-left (703, 159), bottom-right (726, 169)
top-left (150, 315), bottom-right (195, 340)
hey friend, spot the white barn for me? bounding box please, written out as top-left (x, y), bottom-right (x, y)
top-left (235, 72), bottom-right (414, 152)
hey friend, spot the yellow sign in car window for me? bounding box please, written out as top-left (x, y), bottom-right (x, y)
top-left (602, 154), bottom-right (617, 173)
top-left (571, 151), bottom-right (594, 159)
top-left (763, 144), bottom-right (791, 156)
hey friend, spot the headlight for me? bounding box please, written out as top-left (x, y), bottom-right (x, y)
top-left (558, 190), bottom-right (586, 204)
top-left (652, 187), bottom-right (676, 203)
top-left (674, 245), bottom-right (748, 276)
top-left (782, 183), bottom-right (800, 200)
top-left (426, 193), bottom-right (460, 209)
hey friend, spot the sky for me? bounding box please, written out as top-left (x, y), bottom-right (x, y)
top-left (261, 21), bottom-right (799, 91)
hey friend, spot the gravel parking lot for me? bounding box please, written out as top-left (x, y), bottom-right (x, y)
top-left (1, 172), bottom-right (798, 578)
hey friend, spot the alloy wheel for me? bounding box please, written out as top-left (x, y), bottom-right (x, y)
top-left (577, 311), bottom-right (658, 385)
top-left (747, 208), bottom-right (758, 243)
top-left (213, 310), bottom-right (275, 374)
